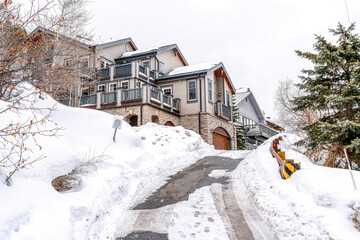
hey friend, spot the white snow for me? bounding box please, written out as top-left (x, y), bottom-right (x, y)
top-left (2, 84), bottom-right (360, 240)
top-left (121, 47), bottom-right (158, 58)
top-left (168, 186), bottom-right (229, 240)
top-left (168, 62), bottom-right (220, 76)
top-left (232, 134), bottom-right (360, 240)
top-left (0, 83), bottom-right (214, 240)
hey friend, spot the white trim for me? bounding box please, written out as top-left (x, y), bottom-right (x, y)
top-left (98, 84), bottom-right (105, 91)
top-left (109, 82), bottom-right (117, 92)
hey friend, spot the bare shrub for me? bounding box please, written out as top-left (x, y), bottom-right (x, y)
top-left (52, 148), bottom-right (109, 192)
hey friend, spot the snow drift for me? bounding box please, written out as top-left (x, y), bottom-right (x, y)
top-left (0, 84), bottom-right (214, 239)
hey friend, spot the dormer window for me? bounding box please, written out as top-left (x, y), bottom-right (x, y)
top-left (159, 61), bottom-right (165, 74)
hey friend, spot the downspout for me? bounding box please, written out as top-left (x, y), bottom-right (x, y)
top-left (140, 104), bottom-right (143, 125)
top-left (198, 74), bottom-right (202, 135)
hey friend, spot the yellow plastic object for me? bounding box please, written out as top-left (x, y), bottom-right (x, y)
top-left (281, 162), bottom-right (301, 179)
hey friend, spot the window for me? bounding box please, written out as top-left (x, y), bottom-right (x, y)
top-left (64, 58), bottom-right (72, 67)
top-left (101, 60), bottom-right (109, 69)
top-left (187, 79), bottom-right (197, 102)
top-left (142, 59), bottom-right (150, 68)
top-left (121, 81), bottom-right (129, 89)
top-left (208, 79), bottom-right (213, 102)
top-left (159, 61), bottom-right (165, 74)
top-left (162, 86), bottom-right (172, 96)
top-left (98, 85), bottom-right (105, 92)
top-left (109, 83), bottom-right (117, 92)
top-left (226, 91), bottom-right (230, 107)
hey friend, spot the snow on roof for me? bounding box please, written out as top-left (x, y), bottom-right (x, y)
top-left (121, 47), bottom-right (158, 58)
top-left (168, 62), bottom-right (220, 76)
top-left (121, 44), bottom-right (176, 58)
top-left (233, 89), bottom-right (251, 105)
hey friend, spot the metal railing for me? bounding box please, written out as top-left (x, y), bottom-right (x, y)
top-left (215, 101), bottom-right (232, 121)
top-left (122, 88), bottom-right (142, 101)
top-left (244, 123), bottom-right (279, 138)
top-left (173, 98), bottom-right (181, 110)
top-left (163, 94), bottom-right (171, 105)
top-left (150, 89), bottom-right (160, 101)
top-left (139, 65), bottom-right (146, 75)
top-left (98, 68), bottom-right (110, 79)
top-left (80, 94), bottom-right (96, 105)
top-left (115, 64), bottom-right (131, 77)
top-left (103, 92), bottom-right (117, 104)
top-left (150, 70), bottom-right (155, 79)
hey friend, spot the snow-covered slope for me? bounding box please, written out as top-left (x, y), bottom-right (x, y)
top-left (237, 135), bottom-right (360, 240)
top-left (0, 84), bottom-right (214, 239)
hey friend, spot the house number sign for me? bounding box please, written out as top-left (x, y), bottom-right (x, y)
top-left (112, 115), bottom-right (123, 143)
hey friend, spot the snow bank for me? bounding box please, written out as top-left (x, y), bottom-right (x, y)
top-left (237, 134), bottom-right (360, 240)
top-left (0, 83), bottom-right (214, 239)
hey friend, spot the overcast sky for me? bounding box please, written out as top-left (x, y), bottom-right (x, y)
top-left (87, 0), bottom-right (360, 119)
top-left (19, 0), bottom-right (360, 118)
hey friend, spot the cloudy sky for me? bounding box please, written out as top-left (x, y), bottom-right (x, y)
top-left (18, 0), bottom-right (360, 118)
top-left (87, 0), bottom-right (360, 118)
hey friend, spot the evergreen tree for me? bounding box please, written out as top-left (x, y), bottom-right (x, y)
top-left (232, 96), bottom-right (246, 150)
top-left (293, 23), bottom-right (360, 165)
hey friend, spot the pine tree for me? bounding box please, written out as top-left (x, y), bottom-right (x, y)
top-left (232, 96), bottom-right (246, 150)
top-left (293, 23), bottom-right (360, 165)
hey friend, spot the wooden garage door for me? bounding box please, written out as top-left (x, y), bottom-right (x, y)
top-left (212, 133), bottom-right (229, 150)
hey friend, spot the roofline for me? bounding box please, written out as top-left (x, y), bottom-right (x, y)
top-left (209, 62), bottom-right (235, 94)
top-left (157, 71), bottom-right (207, 82)
top-left (114, 44), bottom-right (188, 66)
top-left (95, 38), bottom-right (138, 50)
top-left (27, 26), bottom-right (90, 49)
top-left (237, 91), bottom-right (265, 122)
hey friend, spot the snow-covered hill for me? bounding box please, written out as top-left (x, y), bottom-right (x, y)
top-left (235, 135), bottom-right (360, 240)
top-left (0, 84), bottom-right (214, 239)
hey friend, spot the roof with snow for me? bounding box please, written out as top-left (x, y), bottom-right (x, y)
top-left (158, 62), bottom-right (236, 94)
top-left (95, 38), bottom-right (137, 50)
top-left (115, 44), bottom-right (188, 65)
top-left (234, 88), bottom-right (265, 123)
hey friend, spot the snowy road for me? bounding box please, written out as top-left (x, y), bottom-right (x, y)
top-left (116, 154), bottom-right (276, 240)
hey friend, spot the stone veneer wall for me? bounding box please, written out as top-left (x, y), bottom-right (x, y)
top-left (101, 104), bottom-right (180, 126)
top-left (102, 106), bottom-right (236, 150)
top-left (180, 112), bottom-right (237, 150)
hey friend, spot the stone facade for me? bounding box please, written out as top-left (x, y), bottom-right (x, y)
top-left (102, 105), bottom-right (236, 150)
top-left (101, 104), bottom-right (180, 126)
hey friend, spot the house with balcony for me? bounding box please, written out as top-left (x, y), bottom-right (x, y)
top-left (80, 43), bottom-right (237, 150)
top-left (233, 88), bottom-right (282, 149)
top-left (28, 26), bottom-right (237, 150)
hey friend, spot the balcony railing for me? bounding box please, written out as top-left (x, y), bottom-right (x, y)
top-left (103, 92), bottom-right (117, 104)
top-left (80, 94), bottom-right (96, 106)
top-left (173, 98), bottom-right (181, 111)
top-left (150, 89), bottom-right (160, 101)
top-left (163, 94), bottom-right (171, 106)
top-left (80, 86), bottom-right (181, 114)
top-left (150, 70), bottom-right (155, 80)
top-left (244, 123), bottom-right (279, 138)
top-left (215, 101), bottom-right (232, 121)
top-left (122, 88), bottom-right (142, 101)
top-left (114, 64), bottom-right (132, 78)
top-left (98, 68), bottom-right (110, 80)
top-left (139, 65), bottom-right (146, 75)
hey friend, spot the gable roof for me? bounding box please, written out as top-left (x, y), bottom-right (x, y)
top-left (115, 44), bottom-right (188, 65)
top-left (158, 62), bottom-right (236, 94)
top-left (28, 26), bottom-right (90, 49)
top-left (234, 88), bottom-right (265, 122)
top-left (95, 38), bottom-right (137, 50)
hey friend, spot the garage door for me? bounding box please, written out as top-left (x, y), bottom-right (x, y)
top-left (212, 133), bottom-right (229, 150)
